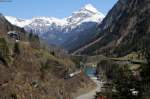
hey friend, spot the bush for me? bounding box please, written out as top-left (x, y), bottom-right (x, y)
top-left (13, 42), bottom-right (20, 55)
top-left (0, 38), bottom-right (9, 65)
top-left (11, 93), bottom-right (17, 99)
top-left (50, 51), bottom-right (55, 56)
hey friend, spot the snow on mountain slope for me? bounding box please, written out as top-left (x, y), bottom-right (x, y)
top-left (5, 4), bottom-right (104, 30)
top-left (82, 4), bottom-right (103, 14)
top-left (5, 16), bottom-right (67, 27)
top-left (5, 16), bottom-right (31, 27)
top-left (31, 17), bottom-right (67, 26)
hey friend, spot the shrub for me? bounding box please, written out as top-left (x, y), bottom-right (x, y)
top-left (0, 38), bottom-right (9, 65)
top-left (50, 51), bottom-right (55, 56)
top-left (13, 42), bottom-right (20, 55)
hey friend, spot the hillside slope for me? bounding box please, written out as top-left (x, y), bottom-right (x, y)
top-left (0, 13), bottom-right (95, 99)
top-left (73, 0), bottom-right (150, 57)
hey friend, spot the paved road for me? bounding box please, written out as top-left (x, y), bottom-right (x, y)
top-left (76, 77), bottom-right (103, 99)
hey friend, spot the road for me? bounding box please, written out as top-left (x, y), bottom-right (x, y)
top-left (75, 77), bottom-right (103, 99)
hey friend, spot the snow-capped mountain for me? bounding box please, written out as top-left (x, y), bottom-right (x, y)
top-left (66, 4), bottom-right (104, 24)
top-left (5, 4), bottom-right (104, 51)
top-left (6, 4), bottom-right (104, 31)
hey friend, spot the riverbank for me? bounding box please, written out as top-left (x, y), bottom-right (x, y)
top-left (75, 77), bottom-right (103, 99)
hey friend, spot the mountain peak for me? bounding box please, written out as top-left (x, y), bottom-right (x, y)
top-left (81, 4), bottom-right (99, 14)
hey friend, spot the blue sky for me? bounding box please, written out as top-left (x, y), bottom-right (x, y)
top-left (0, 0), bottom-right (118, 19)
